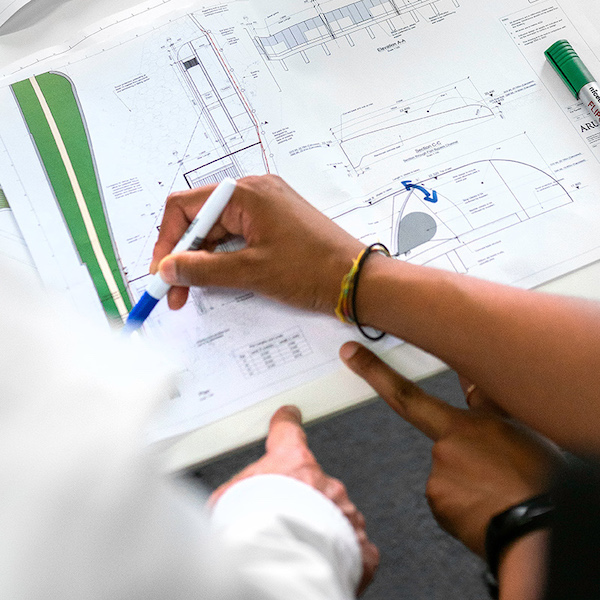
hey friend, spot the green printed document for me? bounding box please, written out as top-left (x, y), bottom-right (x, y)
top-left (1, 0), bottom-right (600, 441)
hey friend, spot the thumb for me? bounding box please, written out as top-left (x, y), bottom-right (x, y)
top-left (159, 248), bottom-right (256, 289)
top-left (340, 341), bottom-right (463, 441)
top-left (265, 405), bottom-right (308, 454)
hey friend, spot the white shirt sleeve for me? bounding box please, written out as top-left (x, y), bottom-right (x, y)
top-left (211, 474), bottom-right (362, 600)
top-left (0, 259), bottom-right (361, 600)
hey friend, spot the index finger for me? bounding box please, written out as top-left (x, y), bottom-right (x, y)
top-left (340, 342), bottom-right (463, 441)
top-left (265, 405), bottom-right (308, 453)
top-left (151, 186), bottom-right (226, 272)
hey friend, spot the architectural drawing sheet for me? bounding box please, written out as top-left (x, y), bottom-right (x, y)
top-left (0, 186), bottom-right (35, 273)
top-left (1, 0), bottom-right (600, 440)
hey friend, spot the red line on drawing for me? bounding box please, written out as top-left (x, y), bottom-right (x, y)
top-left (194, 16), bottom-right (271, 173)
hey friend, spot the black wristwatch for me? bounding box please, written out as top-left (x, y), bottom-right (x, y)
top-left (484, 493), bottom-right (554, 598)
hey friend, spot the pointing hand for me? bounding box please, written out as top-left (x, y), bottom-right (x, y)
top-left (339, 341), bottom-right (561, 558)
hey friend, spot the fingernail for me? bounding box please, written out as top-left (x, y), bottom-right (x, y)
top-left (159, 257), bottom-right (177, 284)
top-left (283, 405), bottom-right (302, 421)
top-left (339, 341), bottom-right (360, 362)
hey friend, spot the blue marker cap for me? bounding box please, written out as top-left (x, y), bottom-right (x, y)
top-left (122, 291), bottom-right (159, 335)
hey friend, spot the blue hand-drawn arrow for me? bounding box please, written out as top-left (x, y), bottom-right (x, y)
top-left (401, 180), bottom-right (438, 203)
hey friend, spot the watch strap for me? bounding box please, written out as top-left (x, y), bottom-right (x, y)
top-left (485, 493), bottom-right (554, 583)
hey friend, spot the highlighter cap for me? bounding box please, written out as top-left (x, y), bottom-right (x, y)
top-left (545, 39), bottom-right (595, 98)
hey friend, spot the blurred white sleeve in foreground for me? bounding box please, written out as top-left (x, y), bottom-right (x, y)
top-left (0, 258), bottom-right (361, 600)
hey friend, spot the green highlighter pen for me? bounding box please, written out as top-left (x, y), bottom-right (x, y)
top-left (545, 39), bottom-right (600, 125)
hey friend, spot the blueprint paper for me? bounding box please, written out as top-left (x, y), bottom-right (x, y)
top-left (1, 0), bottom-right (600, 440)
top-left (0, 186), bottom-right (36, 274)
top-left (0, 0), bottom-right (198, 84)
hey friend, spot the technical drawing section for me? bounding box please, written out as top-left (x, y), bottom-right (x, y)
top-left (253, 0), bottom-right (460, 62)
top-left (331, 78), bottom-right (495, 171)
top-left (100, 15), bottom-right (269, 286)
top-left (330, 135), bottom-right (574, 271)
top-left (11, 73), bottom-right (132, 323)
top-left (172, 22), bottom-right (268, 188)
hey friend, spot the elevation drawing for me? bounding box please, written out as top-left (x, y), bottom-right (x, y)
top-left (331, 78), bottom-right (495, 171)
top-left (253, 0), bottom-right (460, 63)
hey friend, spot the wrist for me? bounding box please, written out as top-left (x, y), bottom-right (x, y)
top-left (322, 241), bottom-right (365, 315)
top-left (353, 251), bottom-right (398, 329)
top-left (334, 244), bottom-right (393, 340)
top-left (498, 529), bottom-right (549, 600)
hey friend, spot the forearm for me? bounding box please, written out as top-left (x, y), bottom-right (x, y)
top-left (357, 254), bottom-right (600, 453)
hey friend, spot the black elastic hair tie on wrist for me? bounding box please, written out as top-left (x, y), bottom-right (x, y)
top-left (350, 243), bottom-right (390, 341)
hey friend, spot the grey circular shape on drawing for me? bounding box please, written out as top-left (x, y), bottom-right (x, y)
top-left (397, 212), bottom-right (437, 255)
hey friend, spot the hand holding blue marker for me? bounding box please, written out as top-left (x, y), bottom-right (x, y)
top-left (123, 177), bottom-right (237, 335)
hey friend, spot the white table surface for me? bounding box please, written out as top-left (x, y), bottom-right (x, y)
top-left (2, 0), bottom-right (600, 472)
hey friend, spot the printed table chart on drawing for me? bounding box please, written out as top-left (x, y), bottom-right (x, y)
top-left (234, 328), bottom-right (313, 378)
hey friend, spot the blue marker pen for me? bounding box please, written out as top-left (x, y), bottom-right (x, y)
top-left (123, 177), bottom-right (237, 335)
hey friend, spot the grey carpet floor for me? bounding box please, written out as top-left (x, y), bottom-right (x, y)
top-left (192, 369), bottom-right (487, 599)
